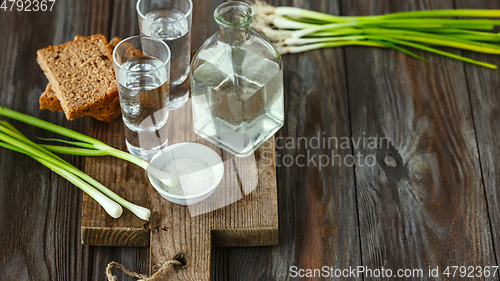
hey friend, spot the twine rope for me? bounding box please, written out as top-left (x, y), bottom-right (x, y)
top-left (106, 259), bottom-right (182, 281)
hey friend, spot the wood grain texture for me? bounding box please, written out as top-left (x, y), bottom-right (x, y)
top-left (151, 106), bottom-right (279, 281)
top-left (84, 1), bottom-right (279, 280)
top-left (454, 0), bottom-right (500, 268)
top-left (0, 0), bottom-right (112, 280)
top-left (86, 1), bottom-right (361, 280)
top-left (342, 0), bottom-right (497, 279)
top-left (221, 1), bottom-right (363, 280)
top-left (3, 0), bottom-right (500, 280)
top-left (82, 118), bottom-right (151, 247)
top-left (82, 1), bottom-right (151, 280)
top-left (83, 97), bottom-right (279, 280)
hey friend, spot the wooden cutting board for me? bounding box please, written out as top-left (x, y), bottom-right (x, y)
top-left (81, 99), bottom-right (279, 280)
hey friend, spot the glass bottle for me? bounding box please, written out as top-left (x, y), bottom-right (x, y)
top-left (190, 1), bottom-right (284, 158)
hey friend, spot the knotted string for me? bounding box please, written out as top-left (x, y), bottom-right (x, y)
top-left (106, 259), bottom-right (182, 281)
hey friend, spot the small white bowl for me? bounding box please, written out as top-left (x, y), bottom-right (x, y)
top-left (147, 142), bottom-right (224, 205)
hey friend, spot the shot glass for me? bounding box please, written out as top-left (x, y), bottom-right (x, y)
top-left (137, 0), bottom-right (193, 110)
top-left (113, 35), bottom-right (171, 161)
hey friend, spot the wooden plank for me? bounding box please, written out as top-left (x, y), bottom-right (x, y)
top-left (80, 0), bottom-right (224, 248)
top-left (84, 1), bottom-right (150, 280)
top-left (0, 0), bottom-right (112, 280)
top-left (86, 1), bottom-right (220, 279)
top-left (82, 97), bottom-right (279, 280)
top-left (87, 246), bottom-right (150, 281)
top-left (190, 1), bottom-right (231, 278)
top-left (151, 105), bottom-right (278, 279)
top-left (454, 0), bottom-right (500, 265)
top-left (83, 1), bottom-right (279, 280)
top-left (82, 118), bottom-right (151, 247)
top-left (342, 0), bottom-right (497, 277)
top-left (222, 0), bottom-right (362, 279)
top-left (72, 0), bottom-right (149, 251)
top-left (81, 0), bottom-right (147, 250)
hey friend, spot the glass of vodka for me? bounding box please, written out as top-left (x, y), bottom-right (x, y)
top-left (113, 36), bottom-right (171, 161)
top-left (137, 0), bottom-right (192, 110)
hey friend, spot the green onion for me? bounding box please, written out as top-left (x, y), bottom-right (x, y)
top-left (360, 28), bottom-right (500, 53)
top-left (0, 107), bottom-right (176, 187)
top-left (366, 9), bottom-right (500, 19)
top-left (366, 36), bottom-right (498, 69)
top-left (0, 120), bottom-right (153, 220)
top-left (0, 123), bottom-right (126, 218)
top-left (277, 40), bottom-right (386, 54)
top-left (407, 28), bottom-right (500, 42)
top-left (0, 107), bottom-right (180, 220)
top-left (278, 35), bottom-right (496, 68)
top-left (252, 0), bottom-right (500, 68)
top-left (40, 144), bottom-right (109, 156)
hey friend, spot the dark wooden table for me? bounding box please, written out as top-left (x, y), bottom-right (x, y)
top-left (1, 0), bottom-right (500, 280)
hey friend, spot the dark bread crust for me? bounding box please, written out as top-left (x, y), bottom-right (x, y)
top-left (108, 37), bottom-right (121, 49)
top-left (40, 84), bottom-right (121, 122)
top-left (39, 84), bottom-right (63, 111)
top-left (37, 34), bottom-right (118, 121)
top-left (90, 88), bottom-right (121, 122)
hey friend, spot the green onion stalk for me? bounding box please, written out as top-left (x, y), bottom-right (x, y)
top-left (251, 0), bottom-right (500, 68)
top-left (0, 107), bottom-right (176, 187)
top-left (0, 135), bottom-right (123, 219)
top-left (0, 121), bottom-right (124, 219)
top-left (0, 107), bottom-right (177, 220)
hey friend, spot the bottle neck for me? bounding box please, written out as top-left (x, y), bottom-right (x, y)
top-left (218, 25), bottom-right (251, 44)
top-left (214, 1), bottom-right (254, 45)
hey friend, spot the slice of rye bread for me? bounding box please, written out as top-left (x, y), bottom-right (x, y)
top-left (37, 34), bottom-right (118, 121)
top-left (39, 37), bottom-right (122, 122)
top-left (40, 84), bottom-right (121, 122)
top-left (108, 37), bottom-right (121, 49)
top-left (39, 84), bottom-right (63, 111)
